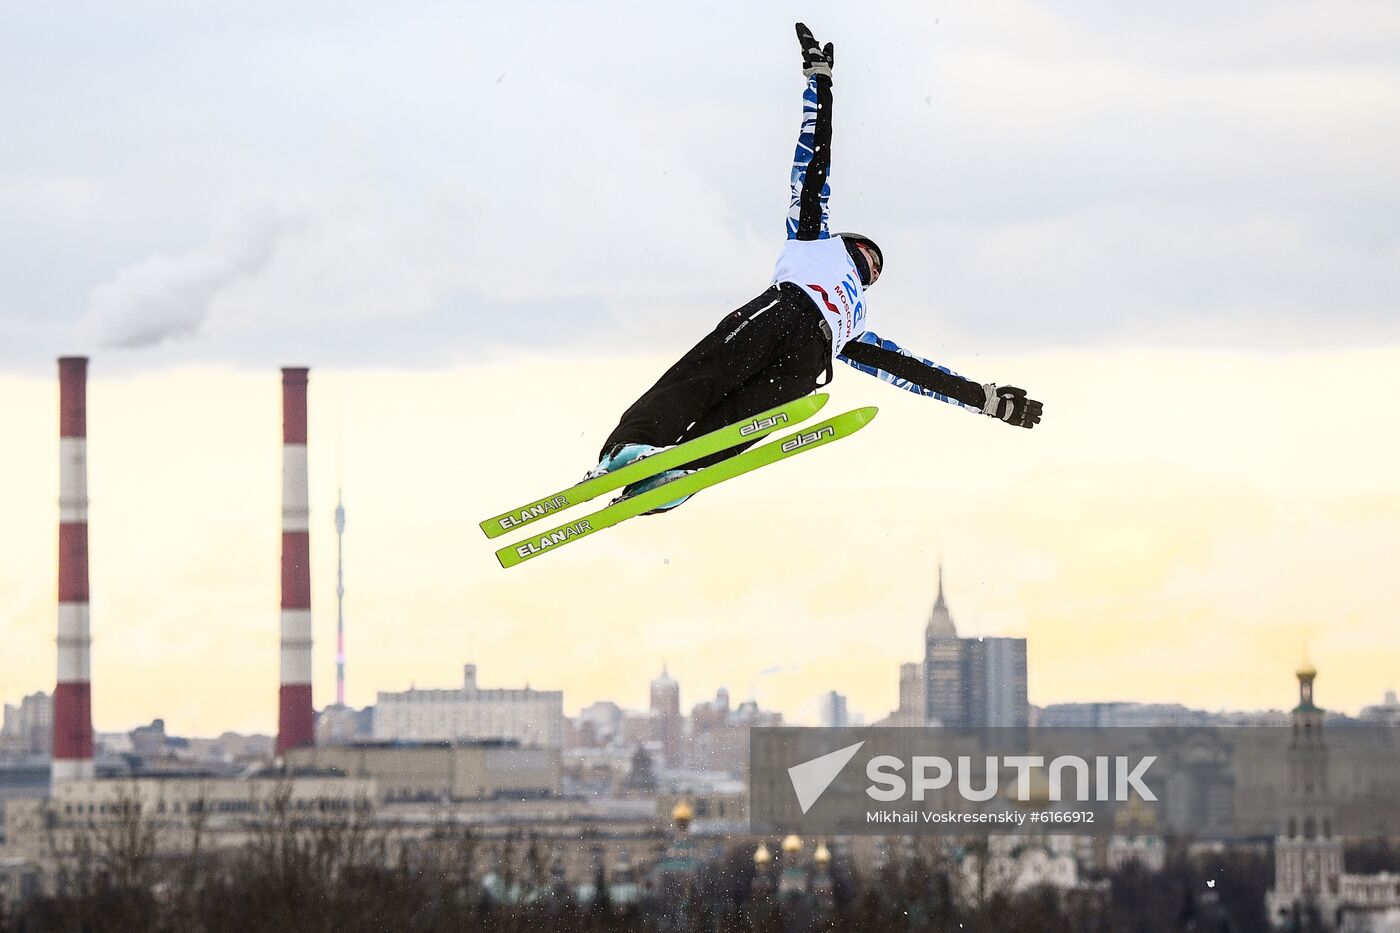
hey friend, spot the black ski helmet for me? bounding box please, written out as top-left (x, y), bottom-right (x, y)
top-left (838, 232), bottom-right (883, 286)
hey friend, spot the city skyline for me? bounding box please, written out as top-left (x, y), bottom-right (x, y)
top-left (13, 654), bottom-right (1393, 782)
top-left (5, 565), bottom-right (1393, 743)
top-left (9, 659), bottom-right (1391, 746)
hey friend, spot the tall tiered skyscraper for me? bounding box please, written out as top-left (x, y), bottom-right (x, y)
top-left (923, 564), bottom-right (965, 727)
top-left (650, 664), bottom-right (682, 768)
top-left (922, 563), bottom-right (1029, 729)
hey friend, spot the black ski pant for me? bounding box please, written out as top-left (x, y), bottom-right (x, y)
top-left (601, 283), bottom-right (832, 470)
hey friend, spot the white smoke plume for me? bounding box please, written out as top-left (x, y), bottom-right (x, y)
top-left (85, 204), bottom-right (300, 349)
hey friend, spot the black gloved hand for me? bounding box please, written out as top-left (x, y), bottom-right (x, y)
top-left (795, 23), bottom-right (834, 81)
top-left (981, 384), bottom-right (1044, 429)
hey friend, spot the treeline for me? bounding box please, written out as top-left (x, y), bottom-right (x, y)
top-left (0, 841), bottom-right (1284, 933)
top-left (0, 792), bottom-right (1329, 933)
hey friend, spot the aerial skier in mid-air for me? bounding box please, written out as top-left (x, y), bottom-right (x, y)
top-left (479, 22), bottom-right (1046, 565)
top-left (587, 23), bottom-right (1044, 513)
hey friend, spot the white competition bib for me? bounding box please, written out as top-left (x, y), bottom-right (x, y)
top-left (772, 238), bottom-right (869, 360)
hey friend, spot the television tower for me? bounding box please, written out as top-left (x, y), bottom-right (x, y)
top-left (335, 488), bottom-right (346, 707)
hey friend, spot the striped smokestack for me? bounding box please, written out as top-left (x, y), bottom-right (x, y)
top-left (277, 367), bottom-right (314, 756)
top-left (54, 356), bottom-right (94, 783)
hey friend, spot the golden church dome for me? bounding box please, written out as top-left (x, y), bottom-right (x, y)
top-left (671, 799), bottom-right (694, 825)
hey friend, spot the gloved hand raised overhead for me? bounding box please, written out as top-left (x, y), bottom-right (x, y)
top-left (795, 22), bottom-right (834, 80)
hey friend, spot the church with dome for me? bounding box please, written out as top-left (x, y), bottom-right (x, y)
top-left (1265, 663), bottom-right (1400, 931)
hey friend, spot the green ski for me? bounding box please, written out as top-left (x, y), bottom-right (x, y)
top-left (494, 406), bottom-right (878, 569)
top-left (479, 394), bottom-right (831, 539)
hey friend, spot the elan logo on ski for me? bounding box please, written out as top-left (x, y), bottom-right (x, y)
top-left (496, 496), bottom-right (569, 532)
top-left (781, 425), bottom-right (835, 453)
top-left (514, 520), bottom-right (595, 559)
top-left (739, 413), bottom-right (789, 437)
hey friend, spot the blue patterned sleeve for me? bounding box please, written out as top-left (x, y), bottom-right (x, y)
top-left (786, 75), bottom-right (832, 241)
top-left (838, 332), bottom-right (986, 413)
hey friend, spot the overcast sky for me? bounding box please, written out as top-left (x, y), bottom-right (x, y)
top-left (2, 3), bottom-right (1399, 733)
top-left (3, 1), bottom-right (1398, 374)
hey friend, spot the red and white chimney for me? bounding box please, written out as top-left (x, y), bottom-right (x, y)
top-left (277, 367), bottom-right (314, 756)
top-left (54, 356), bottom-right (94, 783)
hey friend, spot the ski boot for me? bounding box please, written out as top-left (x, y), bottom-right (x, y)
top-left (618, 469), bottom-right (694, 515)
top-left (585, 443), bottom-right (667, 480)
top-left (586, 444), bottom-right (693, 514)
